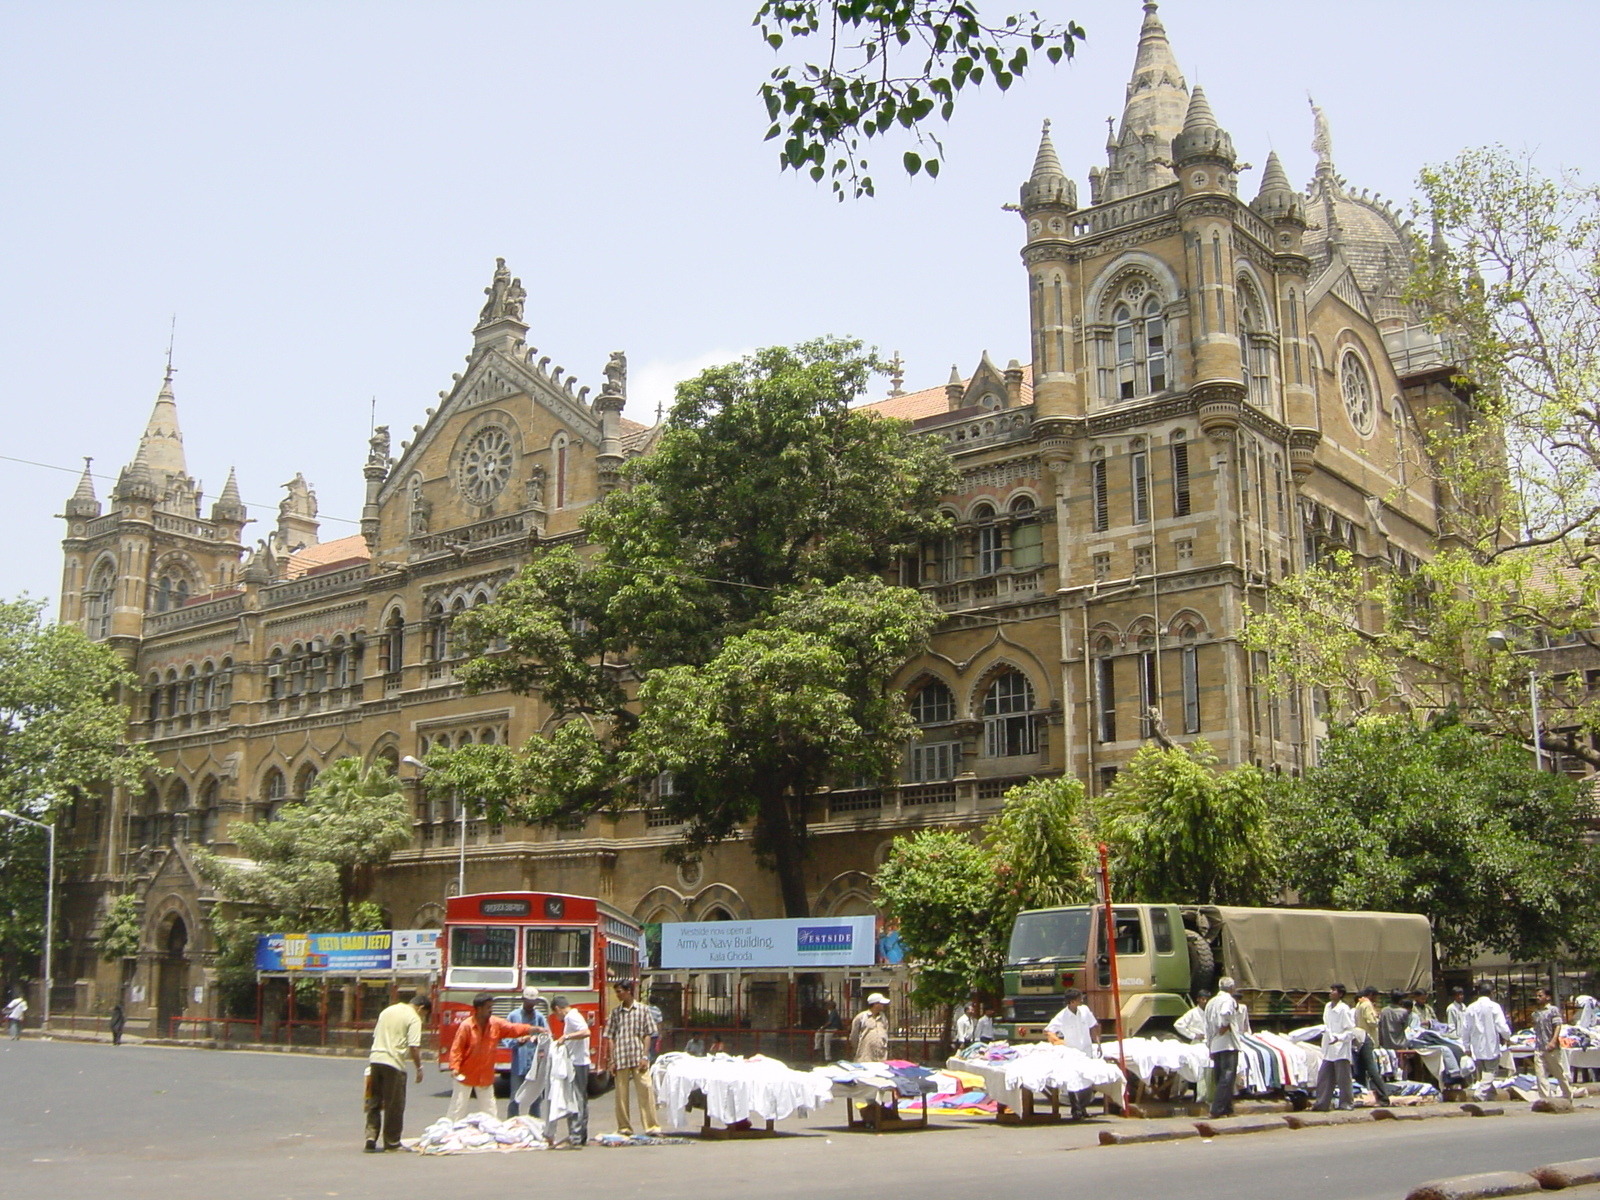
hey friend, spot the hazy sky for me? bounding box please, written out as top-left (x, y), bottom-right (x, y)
top-left (2, 1), bottom-right (1595, 611)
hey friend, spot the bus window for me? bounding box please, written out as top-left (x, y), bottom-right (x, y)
top-left (447, 926), bottom-right (518, 989)
top-left (524, 927), bottom-right (592, 989)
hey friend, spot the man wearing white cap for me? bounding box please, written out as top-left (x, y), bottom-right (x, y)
top-left (851, 993), bottom-right (891, 1062)
top-left (505, 986), bottom-right (551, 1118)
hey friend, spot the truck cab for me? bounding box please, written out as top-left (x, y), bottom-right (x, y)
top-left (1002, 904), bottom-right (1191, 1039)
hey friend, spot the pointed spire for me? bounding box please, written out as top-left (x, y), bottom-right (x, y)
top-left (1252, 150), bottom-right (1303, 224)
top-left (945, 365), bottom-right (966, 411)
top-left (1031, 119), bottom-right (1064, 181)
top-left (1020, 119), bottom-right (1077, 212)
top-left (1101, 1), bottom-right (1188, 202)
top-left (210, 466), bottom-right (246, 525)
top-left (64, 457), bottom-right (101, 519)
top-left (1182, 85), bottom-right (1216, 134)
top-left (1173, 85), bottom-right (1234, 169)
top-left (136, 365), bottom-right (188, 482)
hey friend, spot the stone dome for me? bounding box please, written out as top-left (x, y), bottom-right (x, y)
top-left (1303, 171), bottom-right (1418, 322)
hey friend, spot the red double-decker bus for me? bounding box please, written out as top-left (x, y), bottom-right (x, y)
top-left (437, 891), bottom-right (643, 1081)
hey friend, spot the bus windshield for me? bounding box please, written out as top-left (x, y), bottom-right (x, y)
top-left (450, 926), bottom-right (516, 967)
top-left (1008, 908), bottom-right (1092, 964)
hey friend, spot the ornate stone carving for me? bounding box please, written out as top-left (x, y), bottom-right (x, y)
top-left (476, 257), bottom-right (526, 325)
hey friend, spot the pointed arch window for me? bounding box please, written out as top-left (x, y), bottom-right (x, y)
top-left (974, 504), bottom-right (1001, 575)
top-left (1102, 283), bottom-right (1169, 402)
top-left (983, 670), bottom-right (1038, 757)
top-left (1010, 496), bottom-right (1043, 569)
top-left (86, 562), bottom-right (115, 639)
top-left (1238, 284), bottom-right (1275, 412)
top-left (262, 768), bottom-right (286, 821)
top-left (552, 434), bottom-right (569, 510)
top-left (910, 680), bottom-right (955, 725)
top-left (381, 610), bottom-right (406, 675)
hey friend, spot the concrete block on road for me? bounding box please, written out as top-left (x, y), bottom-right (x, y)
top-left (1531, 1157), bottom-right (1600, 1189)
top-left (1373, 1107), bottom-right (1469, 1122)
top-left (1403, 1171), bottom-right (1542, 1200)
top-left (1283, 1110), bottom-right (1371, 1129)
top-left (1531, 1097), bottom-right (1575, 1114)
top-left (1459, 1104), bottom-right (1506, 1117)
top-left (1192, 1115), bottom-right (1289, 1138)
top-left (1098, 1123), bottom-right (1202, 1146)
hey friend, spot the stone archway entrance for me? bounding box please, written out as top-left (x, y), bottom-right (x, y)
top-left (156, 916), bottom-right (189, 1036)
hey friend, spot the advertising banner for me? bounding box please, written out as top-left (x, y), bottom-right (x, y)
top-left (392, 928), bottom-right (443, 972)
top-left (660, 916), bottom-right (877, 969)
top-left (254, 930), bottom-right (395, 973)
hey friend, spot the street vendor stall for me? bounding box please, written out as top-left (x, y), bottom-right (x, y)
top-left (947, 1044), bottom-right (1125, 1121)
top-left (651, 1051), bottom-right (837, 1136)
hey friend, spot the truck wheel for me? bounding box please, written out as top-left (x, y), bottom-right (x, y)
top-left (1186, 929), bottom-right (1216, 994)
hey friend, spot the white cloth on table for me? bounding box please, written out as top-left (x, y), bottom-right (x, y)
top-left (650, 1052), bottom-right (836, 1131)
top-left (1575, 996), bottom-right (1598, 1031)
top-left (1003, 1044), bottom-right (1125, 1095)
top-left (1112, 1036), bottom-right (1210, 1084)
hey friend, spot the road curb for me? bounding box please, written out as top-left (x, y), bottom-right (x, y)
top-left (1192, 1115), bottom-right (1289, 1138)
top-left (1284, 1110), bottom-right (1372, 1129)
top-left (1403, 1171), bottom-right (1542, 1200)
top-left (1530, 1158), bottom-right (1600, 1189)
top-left (1098, 1124), bottom-right (1202, 1146)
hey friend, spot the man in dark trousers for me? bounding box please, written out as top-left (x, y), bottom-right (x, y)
top-left (109, 1001), bottom-right (126, 1047)
top-left (364, 991), bottom-right (432, 1152)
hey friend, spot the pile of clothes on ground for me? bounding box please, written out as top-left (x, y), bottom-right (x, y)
top-left (651, 1051), bottom-right (838, 1130)
top-left (411, 1112), bottom-right (552, 1155)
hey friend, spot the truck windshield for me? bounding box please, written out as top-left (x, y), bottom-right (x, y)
top-left (1008, 908), bottom-right (1092, 964)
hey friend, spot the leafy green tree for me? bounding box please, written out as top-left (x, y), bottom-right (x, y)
top-left (435, 338), bottom-right (955, 916)
top-left (757, 2), bottom-right (1085, 198)
top-left (196, 757), bottom-right (411, 929)
top-left (0, 597), bottom-right (156, 988)
top-left (1277, 716), bottom-right (1600, 964)
top-left (97, 893), bottom-right (141, 962)
top-left (1092, 740), bottom-right (1279, 906)
top-left (875, 776), bottom-right (1094, 1009)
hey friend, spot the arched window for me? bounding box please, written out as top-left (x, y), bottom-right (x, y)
top-left (1237, 281), bottom-right (1273, 410)
top-left (382, 609), bottom-right (406, 675)
top-left (266, 648), bottom-right (285, 700)
top-left (182, 666), bottom-right (198, 717)
top-left (1103, 281), bottom-right (1168, 401)
top-left (217, 657), bottom-right (233, 709)
top-left (1010, 496), bottom-right (1043, 569)
top-left (553, 434), bottom-right (569, 509)
top-left (294, 763), bottom-right (319, 800)
top-left (146, 672), bottom-right (163, 721)
top-left (262, 768), bottom-right (287, 821)
top-left (199, 662), bottom-right (216, 713)
top-left (427, 601), bottom-right (448, 662)
top-left (450, 596), bottom-right (468, 658)
top-left (86, 561), bottom-right (115, 639)
top-left (910, 680), bottom-right (955, 725)
top-left (983, 670), bottom-right (1038, 757)
top-left (165, 670), bottom-right (181, 718)
top-left (973, 504), bottom-right (1001, 575)
top-left (198, 777), bottom-right (221, 844)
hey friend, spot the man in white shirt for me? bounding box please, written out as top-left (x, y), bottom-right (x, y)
top-left (953, 1002), bottom-right (976, 1047)
top-left (1461, 982), bottom-right (1512, 1082)
top-left (549, 996), bottom-right (591, 1146)
top-left (973, 1005), bottom-right (997, 1043)
top-left (1175, 989), bottom-right (1211, 1043)
top-left (1445, 986), bottom-right (1469, 1038)
top-left (4, 994), bottom-right (27, 1040)
top-left (1043, 989), bottom-right (1100, 1119)
top-left (1203, 978), bottom-right (1241, 1118)
top-left (1312, 984), bottom-right (1357, 1111)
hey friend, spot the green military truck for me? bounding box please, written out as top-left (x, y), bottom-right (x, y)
top-left (1001, 903), bottom-right (1433, 1039)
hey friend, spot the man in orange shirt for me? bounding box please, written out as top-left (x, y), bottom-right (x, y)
top-left (445, 992), bottom-right (537, 1121)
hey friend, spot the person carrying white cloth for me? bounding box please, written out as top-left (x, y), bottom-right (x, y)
top-left (1043, 988), bottom-right (1100, 1120)
top-left (1312, 984), bottom-right (1357, 1111)
top-left (1461, 982), bottom-right (1512, 1082)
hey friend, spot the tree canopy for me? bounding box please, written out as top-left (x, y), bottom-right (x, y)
top-left (433, 337), bottom-right (955, 916)
top-left (1277, 715), bottom-right (1600, 964)
top-left (0, 597), bottom-right (155, 988)
top-left (875, 776), bottom-right (1093, 1009)
top-left (196, 756), bottom-right (411, 930)
top-left (1093, 740), bottom-right (1279, 906)
top-left (757, 1), bottom-right (1085, 198)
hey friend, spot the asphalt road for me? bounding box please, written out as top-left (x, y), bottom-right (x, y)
top-left (5, 1037), bottom-right (1600, 1200)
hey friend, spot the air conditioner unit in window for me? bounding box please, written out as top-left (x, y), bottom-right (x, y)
top-left (308, 656), bottom-right (326, 670)
top-left (289, 659), bottom-right (305, 673)
top-left (265, 664), bottom-right (284, 678)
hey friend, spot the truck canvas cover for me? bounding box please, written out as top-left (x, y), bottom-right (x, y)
top-left (1207, 907), bottom-right (1431, 994)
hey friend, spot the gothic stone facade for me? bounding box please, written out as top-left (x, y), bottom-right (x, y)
top-left (52, 4), bottom-right (1466, 1028)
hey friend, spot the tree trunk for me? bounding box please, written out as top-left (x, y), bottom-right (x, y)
top-left (759, 789), bottom-right (811, 918)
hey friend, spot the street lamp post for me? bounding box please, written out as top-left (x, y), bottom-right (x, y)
top-left (0, 809), bottom-right (56, 1029)
top-left (1487, 630), bottom-right (1545, 771)
top-left (403, 757), bottom-right (467, 899)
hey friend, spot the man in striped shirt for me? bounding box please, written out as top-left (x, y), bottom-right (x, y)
top-left (603, 981), bottom-right (660, 1135)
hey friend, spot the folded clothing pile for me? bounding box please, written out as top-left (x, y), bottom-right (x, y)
top-left (1002, 1044), bottom-right (1125, 1096)
top-left (412, 1113), bottom-right (550, 1155)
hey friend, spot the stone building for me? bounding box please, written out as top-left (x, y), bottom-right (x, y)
top-left (51, 3), bottom-right (1467, 1028)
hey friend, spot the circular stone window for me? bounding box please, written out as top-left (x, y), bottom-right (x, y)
top-left (677, 860), bottom-right (703, 889)
top-left (458, 426), bottom-right (514, 503)
top-left (1340, 350), bottom-right (1375, 436)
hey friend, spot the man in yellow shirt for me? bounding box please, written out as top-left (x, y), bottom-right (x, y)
top-left (365, 991), bottom-right (432, 1152)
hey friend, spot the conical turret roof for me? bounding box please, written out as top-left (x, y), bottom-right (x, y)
top-left (1173, 85), bottom-right (1234, 167)
top-left (137, 366), bottom-right (188, 481)
top-left (1117, 2), bottom-right (1188, 147)
top-left (65, 457), bottom-right (101, 518)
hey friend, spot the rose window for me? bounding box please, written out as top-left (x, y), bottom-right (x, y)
top-left (1340, 351), bottom-right (1374, 436)
top-left (459, 427), bottom-right (514, 503)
